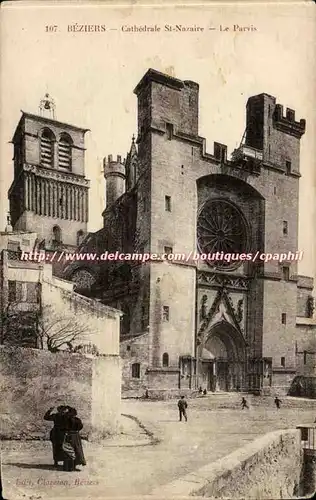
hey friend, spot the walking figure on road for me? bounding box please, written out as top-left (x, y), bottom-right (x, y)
top-left (178, 396), bottom-right (188, 422)
top-left (274, 396), bottom-right (282, 409)
top-left (241, 397), bottom-right (249, 410)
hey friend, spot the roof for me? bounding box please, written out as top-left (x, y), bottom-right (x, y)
top-left (12, 111), bottom-right (90, 142)
top-left (134, 68), bottom-right (186, 95)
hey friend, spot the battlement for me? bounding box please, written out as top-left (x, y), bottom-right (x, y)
top-left (103, 155), bottom-right (126, 179)
top-left (105, 154), bottom-right (126, 166)
top-left (273, 104), bottom-right (306, 138)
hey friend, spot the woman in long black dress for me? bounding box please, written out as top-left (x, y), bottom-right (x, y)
top-left (62, 407), bottom-right (86, 472)
top-left (44, 405), bottom-right (67, 466)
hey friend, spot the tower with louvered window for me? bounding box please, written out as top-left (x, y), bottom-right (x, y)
top-left (8, 96), bottom-right (90, 251)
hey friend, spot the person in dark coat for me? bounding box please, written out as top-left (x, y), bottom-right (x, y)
top-left (178, 396), bottom-right (188, 422)
top-left (44, 405), bottom-right (68, 466)
top-left (62, 407), bottom-right (86, 471)
top-left (241, 397), bottom-right (249, 409)
top-left (274, 396), bottom-right (282, 409)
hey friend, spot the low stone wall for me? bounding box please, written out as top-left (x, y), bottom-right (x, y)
top-left (289, 375), bottom-right (316, 398)
top-left (0, 346), bottom-right (121, 440)
top-left (153, 429), bottom-right (302, 498)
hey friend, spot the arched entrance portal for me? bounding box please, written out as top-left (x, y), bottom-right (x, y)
top-left (199, 321), bottom-right (246, 392)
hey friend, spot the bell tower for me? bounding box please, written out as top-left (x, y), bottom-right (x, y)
top-left (8, 95), bottom-right (90, 250)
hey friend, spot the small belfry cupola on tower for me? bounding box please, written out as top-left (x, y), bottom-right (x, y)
top-left (39, 93), bottom-right (56, 119)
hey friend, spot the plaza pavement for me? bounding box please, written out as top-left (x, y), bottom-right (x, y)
top-left (2, 394), bottom-right (316, 499)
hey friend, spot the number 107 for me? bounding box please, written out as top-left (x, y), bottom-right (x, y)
top-left (46, 25), bottom-right (58, 32)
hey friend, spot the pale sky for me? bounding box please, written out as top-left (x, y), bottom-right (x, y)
top-left (0, 2), bottom-right (315, 275)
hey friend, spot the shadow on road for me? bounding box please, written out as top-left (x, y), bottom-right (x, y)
top-left (5, 463), bottom-right (58, 471)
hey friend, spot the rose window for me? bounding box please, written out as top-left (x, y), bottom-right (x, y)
top-left (197, 199), bottom-right (248, 268)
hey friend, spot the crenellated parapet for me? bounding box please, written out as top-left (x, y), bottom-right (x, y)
top-left (273, 104), bottom-right (306, 139)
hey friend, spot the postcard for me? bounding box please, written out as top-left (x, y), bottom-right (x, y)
top-left (0, 1), bottom-right (316, 499)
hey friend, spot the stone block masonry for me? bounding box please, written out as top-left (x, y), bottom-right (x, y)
top-left (0, 346), bottom-right (120, 440)
top-left (153, 429), bottom-right (303, 498)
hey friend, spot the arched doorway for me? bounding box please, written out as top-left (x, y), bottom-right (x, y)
top-left (199, 321), bottom-right (246, 392)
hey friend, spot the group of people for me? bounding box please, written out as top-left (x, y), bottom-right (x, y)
top-left (177, 394), bottom-right (284, 421)
top-left (44, 405), bottom-right (86, 472)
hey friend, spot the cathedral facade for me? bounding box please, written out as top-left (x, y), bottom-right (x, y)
top-left (63, 69), bottom-right (314, 395)
top-left (8, 70), bottom-right (315, 396)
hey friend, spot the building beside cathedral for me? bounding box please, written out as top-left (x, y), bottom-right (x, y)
top-left (8, 70), bottom-right (316, 397)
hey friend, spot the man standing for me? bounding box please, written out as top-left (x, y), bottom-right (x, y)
top-left (178, 396), bottom-right (188, 422)
top-left (44, 405), bottom-right (68, 466)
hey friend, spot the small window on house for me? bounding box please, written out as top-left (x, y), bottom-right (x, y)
top-left (282, 267), bottom-right (290, 281)
top-left (281, 313), bottom-right (287, 325)
top-left (162, 306), bottom-right (170, 322)
top-left (131, 363), bottom-right (140, 378)
top-left (7, 240), bottom-right (20, 252)
top-left (273, 186), bottom-right (277, 195)
top-left (162, 352), bottom-right (169, 367)
top-left (304, 351), bottom-right (307, 365)
top-left (166, 123), bottom-right (173, 140)
top-left (286, 161), bottom-right (291, 175)
top-left (281, 357), bottom-right (285, 367)
top-left (165, 195), bottom-right (171, 212)
top-left (26, 282), bottom-right (39, 303)
top-left (283, 221), bottom-right (288, 236)
top-left (126, 345), bottom-right (131, 352)
top-left (268, 144), bottom-right (271, 157)
top-left (8, 281), bottom-right (23, 303)
top-left (164, 246), bottom-right (173, 256)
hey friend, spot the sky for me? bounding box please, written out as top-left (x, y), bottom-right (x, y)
top-left (0, 2), bottom-right (315, 275)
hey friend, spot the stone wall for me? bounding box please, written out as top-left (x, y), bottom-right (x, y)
top-left (154, 429), bottom-right (302, 498)
top-left (0, 346), bottom-right (121, 440)
top-left (289, 375), bottom-right (316, 398)
top-left (41, 275), bottom-right (120, 356)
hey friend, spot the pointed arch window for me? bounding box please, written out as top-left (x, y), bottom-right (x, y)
top-left (58, 133), bottom-right (72, 170)
top-left (40, 128), bottom-right (55, 168)
top-left (162, 352), bottom-right (169, 367)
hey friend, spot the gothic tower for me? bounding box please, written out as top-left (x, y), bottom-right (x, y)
top-left (8, 94), bottom-right (90, 250)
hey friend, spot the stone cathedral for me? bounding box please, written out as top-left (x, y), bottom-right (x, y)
top-left (9, 70), bottom-right (316, 396)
